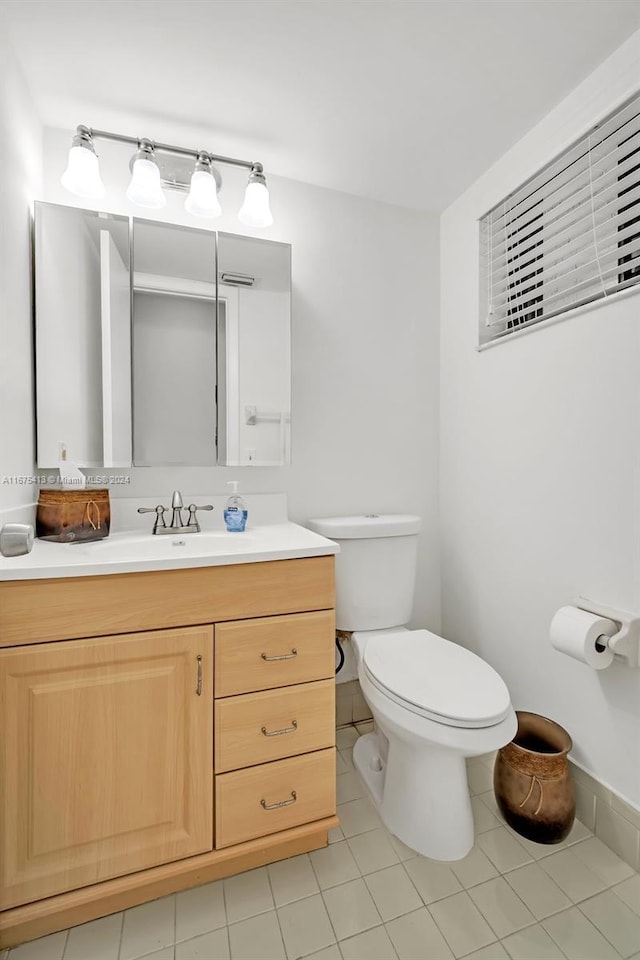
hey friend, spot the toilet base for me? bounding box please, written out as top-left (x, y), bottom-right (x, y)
top-left (353, 730), bottom-right (475, 861)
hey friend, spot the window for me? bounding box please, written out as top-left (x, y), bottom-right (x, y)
top-left (480, 91), bottom-right (640, 346)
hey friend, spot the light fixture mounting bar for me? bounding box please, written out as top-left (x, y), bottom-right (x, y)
top-left (85, 126), bottom-right (261, 172)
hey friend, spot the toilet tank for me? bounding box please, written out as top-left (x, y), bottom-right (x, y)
top-left (306, 515), bottom-right (421, 632)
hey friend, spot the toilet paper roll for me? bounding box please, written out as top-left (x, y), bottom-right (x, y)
top-left (550, 606), bottom-right (617, 669)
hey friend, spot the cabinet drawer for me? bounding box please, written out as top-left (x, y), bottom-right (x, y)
top-left (215, 610), bottom-right (335, 697)
top-left (215, 679), bottom-right (335, 772)
top-left (215, 748), bottom-right (335, 848)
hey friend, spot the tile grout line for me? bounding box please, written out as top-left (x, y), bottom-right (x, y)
top-left (172, 891), bottom-right (176, 959)
top-left (117, 911), bottom-right (126, 960)
top-left (317, 874), bottom-right (383, 951)
top-left (500, 866), bottom-right (575, 921)
top-left (469, 877), bottom-right (541, 942)
top-left (541, 909), bottom-right (599, 960)
top-left (314, 866), bottom-right (343, 949)
top-left (575, 894), bottom-right (639, 958)
top-left (424, 889), bottom-right (498, 960)
top-left (263, 859), bottom-right (287, 960)
top-left (221, 879), bottom-right (231, 960)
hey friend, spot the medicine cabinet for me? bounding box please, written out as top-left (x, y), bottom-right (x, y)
top-left (33, 202), bottom-right (291, 468)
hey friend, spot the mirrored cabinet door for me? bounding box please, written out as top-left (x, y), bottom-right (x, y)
top-left (132, 220), bottom-right (217, 466)
top-left (34, 203), bottom-right (131, 468)
top-left (217, 233), bottom-right (291, 466)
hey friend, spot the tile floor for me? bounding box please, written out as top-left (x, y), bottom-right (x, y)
top-left (4, 722), bottom-right (640, 960)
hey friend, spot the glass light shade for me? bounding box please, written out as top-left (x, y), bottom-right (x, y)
top-left (60, 145), bottom-right (105, 198)
top-left (238, 180), bottom-right (273, 228)
top-left (126, 157), bottom-right (166, 208)
top-left (185, 170), bottom-right (221, 218)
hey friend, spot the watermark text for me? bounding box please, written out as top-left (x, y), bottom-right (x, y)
top-left (2, 475), bottom-right (131, 486)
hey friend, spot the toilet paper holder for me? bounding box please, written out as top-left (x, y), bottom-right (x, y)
top-left (575, 597), bottom-right (640, 668)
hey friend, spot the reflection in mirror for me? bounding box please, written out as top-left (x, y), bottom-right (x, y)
top-left (34, 202), bottom-right (131, 468)
top-left (217, 233), bottom-right (291, 466)
top-left (33, 203), bottom-right (292, 470)
top-left (132, 220), bottom-right (217, 466)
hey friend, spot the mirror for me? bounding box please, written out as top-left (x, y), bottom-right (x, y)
top-left (132, 219), bottom-right (217, 466)
top-left (217, 233), bottom-right (291, 466)
top-left (33, 203), bottom-right (292, 468)
top-left (34, 203), bottom-right (131, 468)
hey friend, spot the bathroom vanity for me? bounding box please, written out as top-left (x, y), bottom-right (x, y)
top-left (0, 523), bottom-right (338, 948)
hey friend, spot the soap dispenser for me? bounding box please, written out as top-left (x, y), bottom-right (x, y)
top-left (224, 481), bottom-right (248, 532)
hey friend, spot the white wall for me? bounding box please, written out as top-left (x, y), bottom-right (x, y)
top-left (0, 38), bottom-right (42, 522)
top-left (440, 33), bottom-right (640, 805)
top-left (41, 127), bottom-right (441, 632)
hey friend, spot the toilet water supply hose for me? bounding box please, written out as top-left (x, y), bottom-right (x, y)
top-left (335, 635), bottom-right (345, 674)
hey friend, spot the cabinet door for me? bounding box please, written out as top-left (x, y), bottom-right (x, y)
top-left (0, 625), bottom-right (213, 908)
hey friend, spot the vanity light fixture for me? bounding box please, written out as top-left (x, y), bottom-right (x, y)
top-left (238, 165), bottom-right (274, 228)
top-left (60, 125), bottom-right (105, 199)
top-left (184, 152), bottom-right (222, 219)
top-left (126, 139), bottom-right (166, 209)
top-left (61, 125), bottom-right (274, 226)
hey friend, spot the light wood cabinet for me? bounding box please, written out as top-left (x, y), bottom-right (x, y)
top-left (0, 555), bottom-right (337, 950)
top-left (215, 679), bottom-right (335, 772)
top-left (214, 611), bottom-right (335, 697)
top-left (215, 749), bottom-right (336, 848)
top-left (213, 608), bottom-right (336, 851)
top-left (0, 626), bottom-right (213, 909)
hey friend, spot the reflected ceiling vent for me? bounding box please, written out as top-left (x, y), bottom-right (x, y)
top-left (219, 272), bottom-right (256, 287)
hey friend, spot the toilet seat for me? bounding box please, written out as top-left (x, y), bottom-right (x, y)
top-left (362, 629), bottom-right (512, 728)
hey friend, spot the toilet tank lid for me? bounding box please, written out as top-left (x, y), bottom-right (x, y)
top-left (306, 514), bottom-right (421, 539)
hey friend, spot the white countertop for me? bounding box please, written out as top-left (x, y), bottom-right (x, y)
top-left (0, 522), bottom-right (339, 581)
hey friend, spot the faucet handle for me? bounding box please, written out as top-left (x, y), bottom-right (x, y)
top-left (137, 504), bottom-right (167, 532)
top-left (186, 504), bottom-right (214, 528)
top-left (137, 505), bottom-right (166, 516)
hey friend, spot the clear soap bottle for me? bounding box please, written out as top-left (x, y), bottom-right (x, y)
top-left (224, 481), bottom-right (248, 532)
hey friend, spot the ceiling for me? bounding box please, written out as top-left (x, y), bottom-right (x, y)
top-left (3, 0), bottom-right (639, 212)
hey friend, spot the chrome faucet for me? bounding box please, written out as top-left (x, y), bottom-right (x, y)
top-left (137, 490), bottom-right (214, 535)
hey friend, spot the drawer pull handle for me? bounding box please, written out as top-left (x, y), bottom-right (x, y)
top-left (261, 790), bottom-right (297, 811)
top-left (261, 720), bottom-right (298, 737)
top-left (196, 654), bottom-right (203, 696)
top-left (261, 648), bottom-right (298, 662)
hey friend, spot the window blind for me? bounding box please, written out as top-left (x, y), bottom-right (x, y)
top-left (479, 91), bottom-right (640, 346)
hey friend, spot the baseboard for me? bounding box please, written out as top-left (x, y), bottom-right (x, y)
top-left (569, 759), bottom-right (640, 871)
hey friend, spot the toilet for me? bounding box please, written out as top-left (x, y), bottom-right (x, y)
top-left (307, 514), bottom-right (517, 861)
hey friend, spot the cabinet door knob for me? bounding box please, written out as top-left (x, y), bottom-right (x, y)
top-left (261, 720), bottom-right (298, 737)
top-left (260, 790), bottom-right (297, 811)
top-left (196, 654), bottom-right (203, 695)
top-left (261, 648), bottom-right (298, 662)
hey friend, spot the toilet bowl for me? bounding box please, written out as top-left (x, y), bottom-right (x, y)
top-left (307, 513), bottom-right (517, 861)
top-left (352, 628), bottom-right (516, 860)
